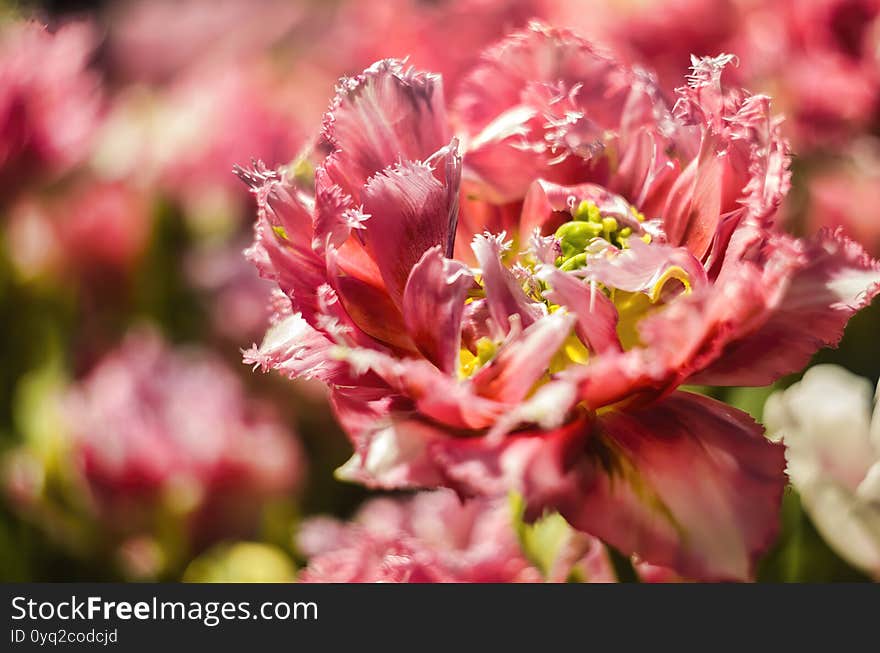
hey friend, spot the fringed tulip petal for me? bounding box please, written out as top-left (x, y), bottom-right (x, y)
top-left (321, 59), bottom-right (450, 197)
top-left (693, 229), bottom-right (880, 386)
top-left (361, 158), bottom-right (459, 305)
top-left (403, 247), bottom-right (474, 374)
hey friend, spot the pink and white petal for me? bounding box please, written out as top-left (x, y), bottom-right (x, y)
top-left (546, 392), bottom-right (785, 581)
top-left (521, 180), bottom-right (640, 237)
top-left (403, 247), bottom-right (474, 375)
top-left (520, 179), bottom-right (575, 237)
top-left (485, 379), bottom-right (580, 443)
top-left (332, 272), bottom-right (416, 353)
top-left (312, 180), bottom-right (355, 254)
top-left (692, 229), bottom-right (880, 386)
top-left (455, 190), bottom-right (525, 256)
top-left (460, 298), bottom-right (505, 349)
top-left (539, 266), bottom-right (622, 353)
top-left (660, 135), bottom-right (724, 259)
top-left (321, 59), bottom-right (450, 197)
top-left (361, 159), bottom-right (458, 306)
top-left (730, 95), bottom-right (791, 221)
top-left (243, 313), bottom-right (350, 385)
top-left (673, 53), bottom-right (737, 134)
top-left (563, 264), bottom-right (768, 410)
top-left (471, 311), bottom-right (576, 404)
top-left (299, 535), bottom-right (447, 583)
top-left (335, 417), bottom-right (448, 490)
top-left (297, 516), bottom-right (357, 559)
top-left (672, 55), bottom-right (791, 229)
top-left (455, 24), bottom-right (634, 203)
top-left (330, 384), bottom-right (399, 442)
top-left (335, 348), bottom-right (504, 431)
top-left (585, 236), bottom-right (708, 296)
top-left (428, 430), bottom-right (559, 500)
top-left (609, 126), bottom-right (680, 216)
top-left (456, 22), bottom-right (633, 137)
top-left (471, 233), bottom-right (545, 333)
top-left (237, 164), bottom-right (326, 324)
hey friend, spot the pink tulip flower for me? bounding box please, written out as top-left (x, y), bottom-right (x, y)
top-left (242, 24), bottom-right (880, 580)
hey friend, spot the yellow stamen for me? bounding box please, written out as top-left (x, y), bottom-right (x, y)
top-left (630, 205), bottom-right (646, 222)
top-left (601, 217), bottom-right (618, 235)
top-left (573, 200), bottom-right (602, 223)
top-left (548, 333), bottom-right (590, 374)
top-left (458, 337), bottom-right (497, 379)
top-left (648, 265), bottom-right (692, 303)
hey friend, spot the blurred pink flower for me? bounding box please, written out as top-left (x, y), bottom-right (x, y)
top-left (543, 0), bottom-right (880, 150)
top-left (64, 329), bottom-right (303, 542)
top-left (0, 21), bottom-right (102, 201)
top-left (633, 562), bottom-right (685, 583)
top-left (803, 139), bottom-right (880, 256)
top-left (735, 0), bottom-right (880, 149)
top-left (184, 240), bottom-right (276, 343)
top-left (242, 25), bottom-right (880, 580)
top-left (104, 0), bottom-right (309, 84)
top-left (93, 62), bottom-right (302, 224)
top-left (330, 0), bottom-right (540, 94)
top-left (542, 0), bottom-right (741, 93)
top-left (159, 65), bottom-right (300, 209)
top-left (298, 489), bottom-right (614, 582)
top-left (6, 180), bottom-right (151, 280)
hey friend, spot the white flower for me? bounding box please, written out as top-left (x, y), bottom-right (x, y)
top-left (764, 365), bottom-right (880, 578)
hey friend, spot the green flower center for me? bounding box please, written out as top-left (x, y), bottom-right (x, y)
top-left (456, 197), bottom-right (691, 381)
top-left (554, 200), bottom-right (650, 270)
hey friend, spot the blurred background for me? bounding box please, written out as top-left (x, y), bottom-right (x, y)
top-left (1, 0), bottom-right (878, 582)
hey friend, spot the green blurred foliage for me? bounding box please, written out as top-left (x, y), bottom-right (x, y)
top-left (758, 491), bottom-right (870, 583)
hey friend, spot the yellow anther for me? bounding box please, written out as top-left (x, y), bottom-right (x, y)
top-left (630, 205), bottom-right (646, 222)
top-left (648, 265), bottom-right (692, 303)
top-left (601, 217), bottom-right (618, 234)
top-left (458, 337), bottom-right (497, 379)
top-left (549, 333), bottom-right (590, 374)
top-left (574, 200), bottom-right (602, 223)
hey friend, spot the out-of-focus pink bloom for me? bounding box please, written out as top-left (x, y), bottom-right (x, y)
top-left (736, 0), bottom-right (880, 148)
top-left (331, 0), bottom-right (540, 94)
top-left (61, 182), bottom-right (150, 273)
top-left (298, 489), bottom-right (610, 582)
top-left (157, 66), bottom-right (300, 211)
top-left (543, 0), bottom-right (880, 150)
top-left (764, 365), bottom-right (880, 579)
top-left (803, 139), bottom-right (880, 256)
top-left (0, 21), bottom-right (101, 201)
top-left (184, 240), bottom-right (276, 343)
top-left (542, 0), bottom-right (741, 93)
top-left (242, 25), bottom-right (880, 580)
top-left (633, 562), bottom-right (685, 583)
top-left (6, 180), bottom-right (151, 280)
top-left (104, 0), bottom-right (309, 84)
top-left (92, 62), bottom-right (302, 225)
top-left (64, 329), bottom-right (303, 542)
